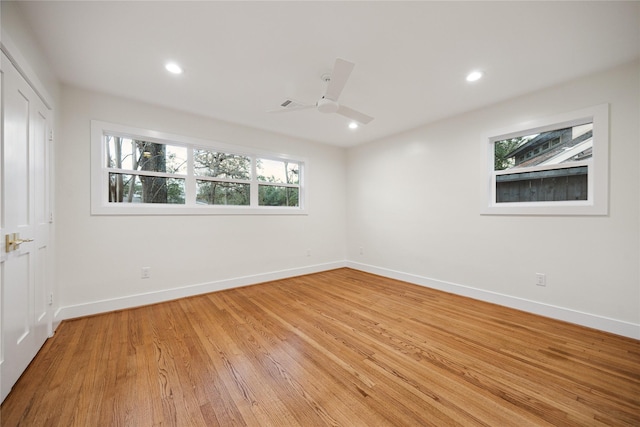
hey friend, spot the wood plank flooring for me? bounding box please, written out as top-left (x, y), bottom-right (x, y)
top-left (2, 268), bottom-right (639, 426)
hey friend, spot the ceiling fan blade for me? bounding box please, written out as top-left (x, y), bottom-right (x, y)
top-left (324, 58), bottom-right (355, 101)
top-left (336, 105), bottom-right (374, 124)
top-left (268, 98), bottom-right (314, 113)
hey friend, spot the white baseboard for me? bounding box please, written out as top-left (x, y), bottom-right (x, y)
top-left (54, 260), bottom-right (639, 340)
top-left (54, 261), bottom-right (346, 322)
top-left (346, 261), bottom-right (640, 340)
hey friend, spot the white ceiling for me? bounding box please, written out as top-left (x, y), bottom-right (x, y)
top-left (14, 1), bottom-right (640, 147)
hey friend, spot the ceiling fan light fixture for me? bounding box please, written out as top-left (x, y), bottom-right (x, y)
top-left (268, 58), bottom-right (374, 124)
top-left (317, 97), bottom-right (339, 114)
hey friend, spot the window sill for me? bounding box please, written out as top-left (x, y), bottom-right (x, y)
top-left (90, 204), bottom-right (308, 216)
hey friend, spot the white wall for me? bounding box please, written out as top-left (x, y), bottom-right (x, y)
top-left (346, 61), bottom-right (640, 338)
top-left (55, 86), bottom-right (347, 319)
top-left (1, 1), bottom-right (59, 106)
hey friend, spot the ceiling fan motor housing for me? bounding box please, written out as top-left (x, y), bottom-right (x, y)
top-left (317, 97), bottom-right (339, 114)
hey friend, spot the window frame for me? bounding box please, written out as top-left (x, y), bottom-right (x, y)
top-left (91, 120), bottom-right (307, 215)
top-left (481, 104), bottom-right (609, 216)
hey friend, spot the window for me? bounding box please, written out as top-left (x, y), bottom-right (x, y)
top-left (106, 137), bottom-right (188, 204)
top-left (257, 158), bottom-right (300, 207)
top-left (482, 104), bottom-right (608, 215)
top-left (194, 150), bottom-right (251, 206)
top-left (91, 121), bottom-right (306, 215)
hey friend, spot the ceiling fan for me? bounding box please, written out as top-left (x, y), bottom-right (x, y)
top-left (271, 58), bottom-right (374, 125)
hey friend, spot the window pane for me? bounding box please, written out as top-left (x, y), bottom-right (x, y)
top-left (496, 166), bottom-right (588, 203)
top-left (194, 150), bottom-right (251, 180)
top-left (257, 159), bottom-right (299, 184)
top-left (109, 173), bottom-right (185, 204)
top-left (196, 180), bottom-right (250, 205)
top-left (258, 185), bottom-right (299, 207)
top-left (106, 136), bottom-right (187, 175)
top-left (494, 123), bottom-right (593, 171)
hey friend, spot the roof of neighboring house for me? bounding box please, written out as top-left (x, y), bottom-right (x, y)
top-left (507, 129), bottom-right (593, 168)
top-left (506, 129), bottom-right (569, 159)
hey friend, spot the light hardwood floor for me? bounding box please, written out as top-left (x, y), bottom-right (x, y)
top-left (2, 268), bottom-right (639, 426)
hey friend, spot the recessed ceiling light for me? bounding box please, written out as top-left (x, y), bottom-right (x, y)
top-left (165, 62), bottom-right (183, 74)
top-left (349, 122), bottom-right (359, 129)
top-left (466, 70), bottom-right (483, 82)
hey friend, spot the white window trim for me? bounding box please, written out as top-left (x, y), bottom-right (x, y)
top-left (91, 120), bottom-right (307, 215)
top-left (481, 104), bottom-right (609, 216)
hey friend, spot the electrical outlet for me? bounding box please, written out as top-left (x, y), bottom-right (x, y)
top-left (48, 293), bottom-right (53, 306)
top-left (535, 273), bottom-right (546, 287)
top-left (141, 267), bottom-right (151, 279)
top-left (306, 249), bottom-right (311, 257)
top-left (359, 246), bottom-right (364, 255)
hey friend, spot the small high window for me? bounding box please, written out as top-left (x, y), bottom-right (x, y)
top-left (482, 104), bottom-right (608, 215)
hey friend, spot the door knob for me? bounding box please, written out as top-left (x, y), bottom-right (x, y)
top-left (5, 233), bottom-right (34, 252)
top-left (15, 238), bottom-right (34, 245)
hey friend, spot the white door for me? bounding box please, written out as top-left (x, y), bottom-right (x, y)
top-left (1, 51), bottom-right (52, 402)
